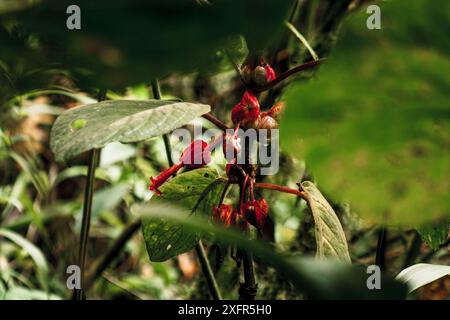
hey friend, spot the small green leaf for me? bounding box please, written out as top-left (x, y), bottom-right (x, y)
top-left (142, 168), bottom-right (225, 262)
top-left (50, 100), bottom-right (210, 162)
top-left (301, 181), bottom-right (351, 263)
top-left (417, 221), bottom-right (449, 250)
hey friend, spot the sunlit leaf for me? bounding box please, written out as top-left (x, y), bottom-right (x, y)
top-left (396, 263), bottom-right (450, 293)
top-left (301, 181), bottom-right (350, 262)
top-left (50, 99), bottom-right (210, 162)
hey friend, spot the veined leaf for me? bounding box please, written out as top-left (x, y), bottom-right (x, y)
top-left (50, 99), bottom-right (210, 162)
top-left (396, 263), bottom-right (450, 293)
top-left (133, 202), bottom-right (407, 299)
top-left (301, 181), bottom-right (351, 263)
top-left (141, 168), bottom-right (226, 262)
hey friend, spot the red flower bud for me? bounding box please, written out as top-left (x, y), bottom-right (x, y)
top-left (252, 65), bottom-right (268, 86)
top-left (149, 140), bottom-right (211, 195)
top-left (213, 204), bottom-right (233, 227)
top-left (149, 162), bottom-right (183, 195)
top-left (264, 64), bottom-right (276, 82)
top-left (180, 140), bottom-right (211, 168)
top-left (242, 198), bottom-right (268, 230)
top-left (231, 91), bottom-right (260, 127)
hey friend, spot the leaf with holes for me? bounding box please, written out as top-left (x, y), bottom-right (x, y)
top-left (301, 181), bottom-right (351, 263)
top-left (50, 100), bottom-right (210, 162)
top-left (142, 168), bottom-right (226, 262)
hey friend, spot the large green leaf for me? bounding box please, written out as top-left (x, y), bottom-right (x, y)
top-left (50, 99), bottom-right (210, 162)
top-left (142, 168), bottom-right (226, 262)
top-left (281, 0), bottom-right (450, 225)
top-left (301, 181), bottom-right (350, 263)
top-left (396, 263), bottom-right (450, 293)
top-left (133, 202), bottom-right (407, 299)
top-left (4, 0), bottom-right (291, 89)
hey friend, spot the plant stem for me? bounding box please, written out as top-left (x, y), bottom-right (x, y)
top-left (195, 240), bottom-right (222, 300)
top-left (239, 252), bottom-right (257, 300)
top-left (151, 79), bottom-right (174, 166)
top-left (75, 88), bottom-right (107, 300)
top-left (254, 182), bottom-right (306, 199)
top-left (202, 112), bottom-right (230, 131)
top-left (251, 59), bottom-right (325, 93)
top-left (402, 231), bottom-right (422, 269)
top-left (375, 226), bottom-right (387, 270)
top-left (84, 219), bottom-right (142, 291)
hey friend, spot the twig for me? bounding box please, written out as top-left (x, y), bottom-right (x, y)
top-left (75, 88), bottom-right (107, 300)
top-left (375, 226), bottom-right (387, 270)
top-left (254, 182), bottom-right (306, 199)
top-left (251, 59), bottom-right (326, 93)
top-left (84, 219), bottom-right (142, 291)
top-left (151, 79), bottom-right (174, 166)
top-left (239, 252), bottom-right (257, 300)
top-left (195, 240), bottom-right (222, 300)
top-left (202, 112), bottom-right (230, 131)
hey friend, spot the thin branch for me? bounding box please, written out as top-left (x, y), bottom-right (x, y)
top-left (251, 59), bottom-right (326, 93)
top-left (254, 182), bottom-right (306, 199)
top-left (151, 79), bottom-right (174, 166)
top-left (75, 88), bottom-right (107, 300)
top-left (195, 240), bottom-right (222, 300)
top-left (375, 226), bottom-right (387, 270)
top-left (84, 219), bottom-right (142, 291)
top-left (202, 112), bottom-right (230, 131)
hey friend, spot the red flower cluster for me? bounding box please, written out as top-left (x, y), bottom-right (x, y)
top-left (149, 59), bottom-right (282, 235)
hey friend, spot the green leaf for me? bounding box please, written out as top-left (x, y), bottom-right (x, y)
top-left (396, 263), bottom-right (450, 293)
top-left (8, 0), bottom-right (291, 89)
top-left (281, 0), bottom-right (450, 225)
top-left (417, 221), bottom-right (449, 251)
top-left (50, 99), bottom-right (210, 162)
top-left (133, 202), bottom-right (407, 299)
top-left (301, 181), bottom-right (351, 263)
top-left (0, 228), bottom-right (49, 291)
top-left (142, 168), bottom-right (226, 262)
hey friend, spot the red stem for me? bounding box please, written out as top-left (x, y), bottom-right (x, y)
top-left (254, 182), bottom-right (305, 199)
top-left (202, 113), bottom-right (229, 131)
top-left (251, 59), bottom-right (326, 93)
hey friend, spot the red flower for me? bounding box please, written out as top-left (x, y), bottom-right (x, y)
top-left (231, 91), bottom-right (260, 127)
top-left (149, 162), bottom-right (183, 196)
top-left (180, 140), bottom-right (211, 168)
top-left (242, 198), bottom-right (269, 230)
top-left (149, 140), bottom-right (211, 195)
top-left (213, 204), bottom-right (233, 227)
